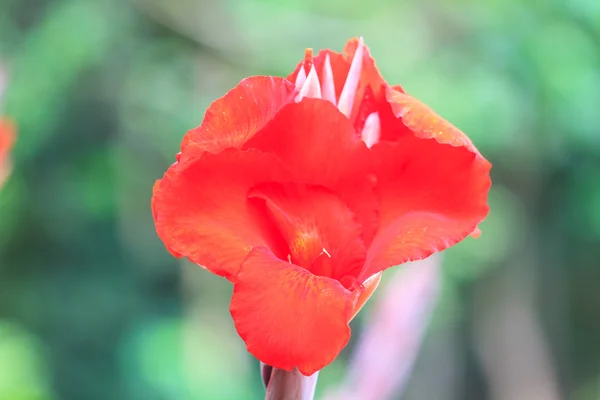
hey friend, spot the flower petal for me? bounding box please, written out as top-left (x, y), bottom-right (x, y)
top-left (0, 119), bottom-right (15, 159)
top-left (230, 247), bottom-right (359, 376)
top-left (0, 119), bottom-right (15, 186)
top-left (351, 272), bottom-right (382, 320)
top-left (243, 99), bottom-right (379, 246)
top-left (180, 76), bottom-right (297, 159)
top-left (151, 180), bottom-right (182, 258)
top-left (360, 106), bottom-right (491, 279)
top-left (386, 89), bottom-right (484, 154)
top-left (152, 149), bottom-right (291, 279)
top-left (249, 183), bottom-right (366, 282)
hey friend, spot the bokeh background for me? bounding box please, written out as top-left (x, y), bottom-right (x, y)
top-left (1, 0), bottom-right (599, 399)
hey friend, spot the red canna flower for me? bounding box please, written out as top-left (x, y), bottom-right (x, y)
top-left (0, 119), bottom-right (15, 186)
top-left (152, 37), bottom-right (491, 376)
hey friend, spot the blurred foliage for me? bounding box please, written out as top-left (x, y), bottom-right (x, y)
top-left (0, 322), bottom-right (53, 400)
top-left (0, 0), bottom-right (599, 399)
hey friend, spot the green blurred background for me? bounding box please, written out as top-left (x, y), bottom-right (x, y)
top-left (1, 0), bottom-right (599, 399)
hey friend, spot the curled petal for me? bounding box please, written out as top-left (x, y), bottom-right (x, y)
top-left (230, 247), bottom-right (359, 376)
top-left (153, 149), bottom-right (291, 279)
top-left (361, 92), bottom-right (491, 279)
top-left (180, 76), bottom-right (297, 159)
top-left (350, 272), bottom-right (382, 320)
top-left (386, 89), bottom-right (482, 154)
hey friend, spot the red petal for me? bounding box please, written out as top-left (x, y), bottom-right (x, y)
top-left (230, 247), bottom-right (359, 376)
top-left (180, 76), bottom-right (297, 159)
top-left (386, 89), bottom-right (485, 155)
top-left (0, 119), bottom-right (15, 159)
top-left (249, 183), bottom-right (366, 282)
top-left (151, 180), bottom-right (182, 258)
top-left (244, 99), bottom-right (379, 246)
top-left (152, 149), bottom-right (291, 279)
top-left (361, 93), bottom-right (491, 279)
top-left (470, 226), bottom-right (482, 238)
top-left (351, 272), bottom-right (382, 320)
top-left (0, 120), bottom-right (15, 185)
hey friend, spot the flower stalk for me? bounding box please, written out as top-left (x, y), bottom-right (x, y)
top-left (263, 365), bottom-right (319, 400)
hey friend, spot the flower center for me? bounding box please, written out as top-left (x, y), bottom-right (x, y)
top-left (248, 183), bottom-right (366, 287)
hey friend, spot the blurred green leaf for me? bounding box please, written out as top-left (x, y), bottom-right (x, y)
top-left (0, 321), bottom-right (54, 400)
top-left (4, 0), bottom-right (123, 161)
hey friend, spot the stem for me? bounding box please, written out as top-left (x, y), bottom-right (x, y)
top-left (264, 367), bottom-right (319, 400)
